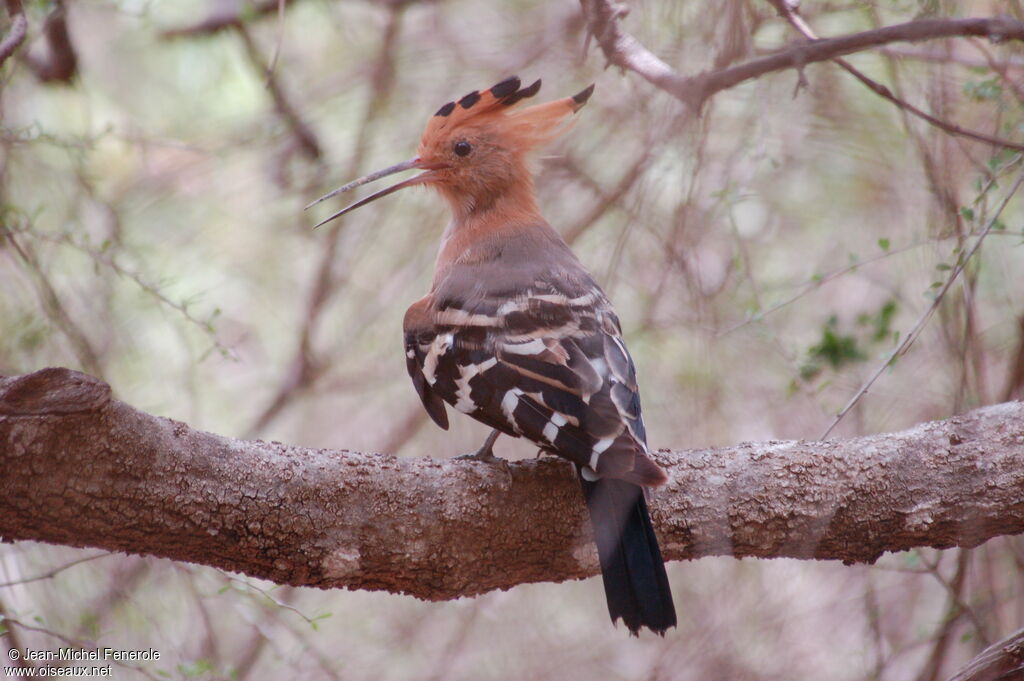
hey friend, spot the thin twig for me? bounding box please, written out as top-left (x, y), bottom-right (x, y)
top-left (0, 599), bottom-right (33, 672)
top-left (1, 230), bottom-right (104, 377)
top-left (921, 551), bottom-right (991, 647)
top-left (219, 574), bottom-right (322, 627)
top-left (915, 551), bottom-right (973, 681)
top-left (767, 0), bottom-right (1024, 156)
top-left (1003, 315), bottom-right (1024, 401)
top-left (968, 37), bottom-right (1024, 105)
top-left (10, 225), bottom-right (237, 361)
top-left (0, 0), bottom-right (27, 67)
top-left (235, 23), bottom-right (321, 160)
top-left (820, 167), bottom-right (1024, 439)
top-left (247, 3), bottom-right (406, 435)
top-left (878, 44), bottom-right (1024, 70)
top-left (945, 625), bottom-right (1024, 681)
top-left (23, 0), bottom-right (78, 84)
top-left (0, 552), bottom-right (109, 588)
top-left (583, 0), bottom-right (1024, 147)
top-left (717, 226), bottom-right (1024, 337)
top-left (267, 0), bottom-right (287, 77)
top-left (563, 147), bottom-right (652, 245)
top-left (2, 616), bottom-right (162, 680)
top-left (160, 0), bottom-right (297, 39)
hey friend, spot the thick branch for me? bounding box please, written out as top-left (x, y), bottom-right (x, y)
top-left (583, 1), bottom-right (1024, 110)
top-left (2, 368), bottom-right (1024, 601)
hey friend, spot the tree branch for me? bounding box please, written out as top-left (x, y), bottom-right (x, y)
top-left (2, 367), bottom-right (1023, 601)
top-left (765, 0), bottom-right (1024, 156)
top-left (23, 0), bottom-right (77, 84)
top-left (582, 1), bottom-right (1024, 112)
top-left (160, 0), bottom-right (297, 39)
top-left (0, 0), bottom-right (27, 68)
top-left (946, 625), bottom-right (1024, 681)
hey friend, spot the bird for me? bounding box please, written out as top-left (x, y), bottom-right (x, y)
top-left (307, 76), bottom-right (677, 635)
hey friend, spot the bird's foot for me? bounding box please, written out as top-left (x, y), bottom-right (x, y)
top-left (455, 429), bottom-right (503, 463)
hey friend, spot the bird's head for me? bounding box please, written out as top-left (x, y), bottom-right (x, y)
top-left (308, 77), bottom-right (594, 226)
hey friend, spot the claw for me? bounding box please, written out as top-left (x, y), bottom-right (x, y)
top-left (455, 429), bottom-right (502, 463)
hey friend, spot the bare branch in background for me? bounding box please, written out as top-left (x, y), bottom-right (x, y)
top-left (0, 232), bottom-right (104, 378)
top-left (0, 0), bottom-right (27, 67)
top-left (23, 0), bottom-right (77, 84)
top-left (918, 551), bottom-right (977, 681)
top-left (1005, 316), bottom-right (1024, 402)
top-left (582, 0), bottom-right (1024, 149)
top-left (766, 0), bottom-right (1024, 156)
top-left (821, 167), bottom-right (1024, 439)
top-left (0, 552), bottom-right (108, 588)
top-left (880, 44), bottom-right (1024, 70)
top-left (159, 0), bottom-right (321, 161)
top-left (160, 0), bottom-right (298, 39)
top-left (3, 367), bottom-right (1024, 601)
top-left (247, 3), bottom-right (406, 435)
top-left (235, 22), bottom-right (322, 161)
top-left (0, 610), bottom-right (162, 680)
top-left (945, 625), bottom-right (1024, 681)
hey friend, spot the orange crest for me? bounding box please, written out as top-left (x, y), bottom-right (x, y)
top-left (306, 76), bottom-right (595, 228)
top-left (418, 76), bottom-right (594, 159)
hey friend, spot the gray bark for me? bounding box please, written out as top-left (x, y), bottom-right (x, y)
top-left (1, 367), bottom-right (1023, 600)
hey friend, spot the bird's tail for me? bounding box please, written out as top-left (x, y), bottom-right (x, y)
top-left (579, 474), bottom-right (677, 636)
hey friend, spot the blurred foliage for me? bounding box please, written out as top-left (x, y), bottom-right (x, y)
top-left (798, 299), bottom-right (898, 382)
top-left (3, 0), bottom-right (1024, 679)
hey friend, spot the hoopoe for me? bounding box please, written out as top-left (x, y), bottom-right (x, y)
top-left (309, 76), bottom-right (677, 635)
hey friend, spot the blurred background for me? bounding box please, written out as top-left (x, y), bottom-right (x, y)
top-left (3, 0), bottom-right (1024, 679)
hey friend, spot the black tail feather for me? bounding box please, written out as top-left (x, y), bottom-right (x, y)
top-left (579, 474), bottom-right (677, 635)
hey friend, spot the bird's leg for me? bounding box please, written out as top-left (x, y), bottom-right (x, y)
top-left (456, 429), bottom-right (502, 463)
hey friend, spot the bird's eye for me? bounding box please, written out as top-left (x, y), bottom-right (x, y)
top-left (453, 140), bottom-right (472, 157)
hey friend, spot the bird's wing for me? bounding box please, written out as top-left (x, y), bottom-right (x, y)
top-left (405, 267), bottom-right (666, 486)
top-left (403, 295), bottom-right (450, 431)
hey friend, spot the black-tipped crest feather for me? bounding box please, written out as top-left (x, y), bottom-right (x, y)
top-left (489, 76), bottom-right (521, 98)
top-left (502, 78), bottom-right (542, 107)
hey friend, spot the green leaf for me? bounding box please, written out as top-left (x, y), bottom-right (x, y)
top-left (177, 659), bottom-right (215, 677)
top-left (959, 207), bottom-right (974, 221)
top-left (799, 362), bottom-right (822, 382)
top-left (877, 238), bottom-right (890, 250)
top-left (936, 263), bottom-right (952, 271)
top-left (806, 317), bottom-right (866, 371)
top-left (963, 78), bottom-right (1003, 102)
top-left (871, 300), bottom-right (898, 342)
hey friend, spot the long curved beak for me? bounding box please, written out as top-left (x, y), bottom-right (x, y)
top-left (306, 157), bottom-right (445, 229)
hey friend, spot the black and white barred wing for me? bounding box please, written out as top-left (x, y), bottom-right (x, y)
top-left (404, 289), bottom-right (667, 486)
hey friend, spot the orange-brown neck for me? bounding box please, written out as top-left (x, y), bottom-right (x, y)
top-left (431, 177), bottom-right (547, 289)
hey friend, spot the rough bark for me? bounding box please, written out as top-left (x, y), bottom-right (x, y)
top-left (1, 367), bottom-right (1023, 601)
